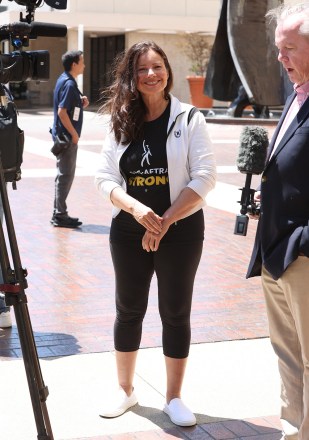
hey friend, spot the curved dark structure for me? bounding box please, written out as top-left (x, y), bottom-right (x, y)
top-left (205, 0), bottom-right (293, 111)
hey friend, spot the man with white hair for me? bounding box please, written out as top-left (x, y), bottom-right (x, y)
top-left (247, 3), bottom-right (309, 439)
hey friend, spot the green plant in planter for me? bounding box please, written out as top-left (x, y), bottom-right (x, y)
top-left (181, 33), bottom-right (214, 107)
top-left (183, 33), bottom-right (213, 77)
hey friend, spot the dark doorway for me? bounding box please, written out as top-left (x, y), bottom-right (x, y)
top-left (90, 35), bottom-right (125, 105)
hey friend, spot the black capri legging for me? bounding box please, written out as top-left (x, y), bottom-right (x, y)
top-left (109, 209), bottom-right (204, 359)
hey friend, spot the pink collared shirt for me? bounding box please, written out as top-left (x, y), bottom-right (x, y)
top-left (271, 80), bottom-right (309, 156)
top-left (295, 81), bottom-right (309, 106)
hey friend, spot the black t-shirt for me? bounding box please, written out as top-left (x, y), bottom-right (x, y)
top-left (112, 101), bottom-right (204, 244)
top-left (119, 101), bottom-right (171, 216)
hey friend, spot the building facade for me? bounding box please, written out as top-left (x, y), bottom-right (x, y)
top-left (0, 0), bottom-right (221, 107)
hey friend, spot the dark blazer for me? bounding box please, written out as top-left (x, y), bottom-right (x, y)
top-left (247, 92), bottom-right (309, 280)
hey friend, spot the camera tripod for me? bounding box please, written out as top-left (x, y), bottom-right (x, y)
top-left (0, 158), bottom-right (54, 439)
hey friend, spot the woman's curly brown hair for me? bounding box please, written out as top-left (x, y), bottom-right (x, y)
top-left (99, 41), bottom-right (174, 144)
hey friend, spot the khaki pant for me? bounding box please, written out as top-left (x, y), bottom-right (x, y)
top-left (262, 258), bottom-right (309, 440)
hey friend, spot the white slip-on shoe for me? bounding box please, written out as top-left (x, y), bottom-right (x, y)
top-left (163, 398), bottom-right (196, 427)
top-left (100, 388), bottom-right (138, 418)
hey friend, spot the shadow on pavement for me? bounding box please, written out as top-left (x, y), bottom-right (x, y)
top-left (0, 327), bottom-right (81, 359)
top-left (73, 224), bottom-right (111, 234)
top-left (129, 404), bottom-right (282, 438)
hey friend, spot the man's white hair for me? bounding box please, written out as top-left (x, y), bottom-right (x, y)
top-left (266, 2), bottom-right (309, 36)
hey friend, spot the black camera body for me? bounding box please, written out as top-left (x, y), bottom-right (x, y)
top-left (0, 49), bottom-right (49, 82)
top-left (0, 0), bottom-right (67, 183)
top-left (0, 0), bottom-right (67, 82)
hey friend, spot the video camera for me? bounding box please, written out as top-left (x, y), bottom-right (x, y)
top-left (0, 0), bottom-right (67, 83)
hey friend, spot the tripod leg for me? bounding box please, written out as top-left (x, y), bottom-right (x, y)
top-left (8, 292), bottom-right (54, 440)
top-left (0, 161), bottom-right (54, 439)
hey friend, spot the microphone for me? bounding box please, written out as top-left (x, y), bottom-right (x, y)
top-left (0, 22), bottom-right (31, 36)
top-left (0, 22), bottom-right (67, 38)
top-left (30, 22), bottom-right (67, 38)
top-left (234, 126), bottom-right (268, 236)
top-left (237, 126), bottom-right (268, 175)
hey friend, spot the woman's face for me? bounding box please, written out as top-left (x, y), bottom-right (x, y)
top-left (136, 49), bottom-right (169, 98)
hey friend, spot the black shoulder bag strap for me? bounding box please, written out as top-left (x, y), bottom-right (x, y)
top-left (187, 106), bottom-right (198, 125)
top-left (0, 84), bottom-right (24, 186)
top-left (167, 106), bottom-right (199, 137)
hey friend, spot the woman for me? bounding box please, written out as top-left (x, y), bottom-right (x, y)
top-left (95, 41), bottom-right (216, 426)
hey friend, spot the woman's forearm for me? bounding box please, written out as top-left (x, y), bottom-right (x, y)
top-left (111, 187), bottom-right (162, 233)
top-left (162, 187), bottom-right (203, 227)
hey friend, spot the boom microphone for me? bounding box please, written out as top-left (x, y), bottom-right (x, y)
top-left (0, 22), bottom-right (31, 36)
top-left (234, 126), bottom-right (269, 236)
top-left (0, 22), bottom-right (67, 39)
top-left (30, 22), bottom-right (67, 38)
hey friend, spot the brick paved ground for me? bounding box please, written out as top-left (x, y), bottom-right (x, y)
top-left (72, 416), bottom-right (282, 439)
top-left (71, 415), bottom-right (283, 439)
top-left (0, 110), bottom-right (281, 439)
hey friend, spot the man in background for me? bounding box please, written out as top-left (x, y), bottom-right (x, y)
top-left (51, 50), bottom-right (89, 228)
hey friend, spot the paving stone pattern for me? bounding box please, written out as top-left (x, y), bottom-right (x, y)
top-left (0, 111), bottom-right (281, 439)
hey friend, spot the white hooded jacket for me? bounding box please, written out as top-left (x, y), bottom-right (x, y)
top-left (95, 94), bottom-right (216, 218)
